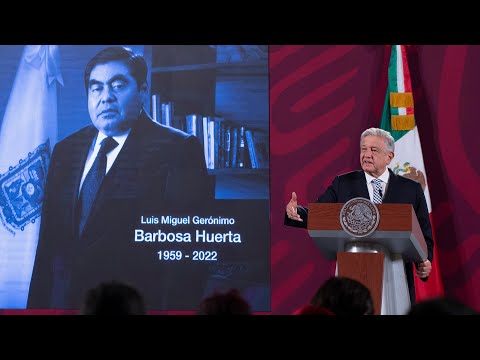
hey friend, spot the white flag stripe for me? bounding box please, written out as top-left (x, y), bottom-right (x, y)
top-left (390, 126), bottom-right (432, 212)
top-left (0, 45), bottom-right (61, 308)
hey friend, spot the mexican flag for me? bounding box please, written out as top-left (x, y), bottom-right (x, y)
top-left (379, 45), bottom-right (444, 301)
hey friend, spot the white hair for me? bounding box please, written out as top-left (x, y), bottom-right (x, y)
top-left (360, 127), bottom-right (395, 152)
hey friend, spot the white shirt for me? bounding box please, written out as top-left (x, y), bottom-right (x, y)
top-left (78, 129), bottom-right (131, 195)
top-left (364, 168), bottom-right (390, 203)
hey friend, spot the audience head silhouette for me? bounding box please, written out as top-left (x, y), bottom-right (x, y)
top-left (407, 297), bottom-right (477, 315)
top-left (310, 276), bottom-right (374, 315)
top-left (80, 280), bottom-right (146, 315)
top-left (197, 288), bottom-right (252, 315)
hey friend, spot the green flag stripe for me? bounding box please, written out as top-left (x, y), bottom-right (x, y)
top-left (379, 45), bottom-right (410, 142)
top-left (388, 45), bottom-right (399, 93)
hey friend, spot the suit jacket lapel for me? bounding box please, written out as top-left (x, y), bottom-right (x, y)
top-left (71, 127), bottom-right (98, 238)
top-left (354, 171), bottom-right (370, 200)
top-left (382, 168), bottom-right (397, 203)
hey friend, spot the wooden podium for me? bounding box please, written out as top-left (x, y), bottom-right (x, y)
top-left (307, 203), bottom-right (428, 315)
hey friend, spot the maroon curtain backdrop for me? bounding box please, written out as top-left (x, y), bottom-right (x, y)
top-left (270, 45), bottom-right (480, 314)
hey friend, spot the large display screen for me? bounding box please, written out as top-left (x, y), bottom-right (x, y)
top-left (0, 45), bottom-right (270, 312)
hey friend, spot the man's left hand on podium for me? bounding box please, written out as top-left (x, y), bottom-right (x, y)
top-left (416, 259), bottom-right (432, 278)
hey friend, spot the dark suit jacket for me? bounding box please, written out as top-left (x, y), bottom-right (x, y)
top-left (284, 169), bottom-right (434, 305)
top-left (27, 113), bottom-right (212, 310)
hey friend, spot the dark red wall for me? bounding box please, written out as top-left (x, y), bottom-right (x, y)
top-left (270, 45), bottom-right (480, 314)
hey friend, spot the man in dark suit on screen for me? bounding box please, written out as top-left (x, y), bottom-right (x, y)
top-left (284, 127), bottom-right (434, 307)
top-left (27, 46), bottom-right (211, 310)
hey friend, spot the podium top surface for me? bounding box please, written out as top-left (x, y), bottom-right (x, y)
top-left (307, 203), bottom-right (427, 261)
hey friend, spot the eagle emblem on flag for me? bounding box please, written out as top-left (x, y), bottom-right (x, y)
top-left (393, 161), bottom-right (426, 191)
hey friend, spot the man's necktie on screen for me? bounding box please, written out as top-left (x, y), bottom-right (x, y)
top-left (77, 136), bottom-right (118, 235)
top-left (372, 178), bottom-right (383, 204)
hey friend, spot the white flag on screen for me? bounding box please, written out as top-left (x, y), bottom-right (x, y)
top-left (0, 45), bottom-right (63, 308)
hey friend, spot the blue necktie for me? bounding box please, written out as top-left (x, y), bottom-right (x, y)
top-left (77, 136), bottom-right (118, 235)
top-left (372, 178), bottom-right (383, 204)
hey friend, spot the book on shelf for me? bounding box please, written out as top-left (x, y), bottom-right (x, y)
top-left (252, 130), bottom-right (269, 169)
top-left (185, 114), bottom-right (204, 146)
top-left (207, 117), bottom-right (215, 169)
top-left (151, 94), bottom-right (161, 123)
top-left (152, 100), bottom-right (268, 171)
top-left (204, 116), bottom-right (224, 170)
top-left (224, 125), bottom-right (231, 168)
top-left (213, 116), bottom-right (223, 170)
top-left (227, 127), bottom-right (269, 170)
top-left (199, 122), bottom-right (267, 170)
top-left (219, 121), bottom-right (225, 169)
top-left (245, 129), bottom-right (257, 169)
top-left (150, 94), bottom-right (175, 128)
top-left (237, 126), bottom-right (246, 168)
top-left (230, 127), bottom-right (238, 168)
top-left (202, 116), bottom-right (210, 168)
top-left (162, 102), bottom-right (174, 127)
